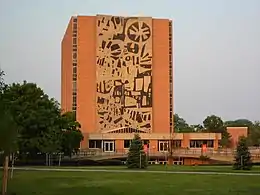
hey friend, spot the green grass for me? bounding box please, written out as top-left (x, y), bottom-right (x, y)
top-left (31, 164), bottom-right (260, 173)
top-left (2, 166), bottom-right (260, 195)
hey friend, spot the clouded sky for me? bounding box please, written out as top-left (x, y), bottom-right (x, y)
top-left (0, 0), bottom-right (259, 124)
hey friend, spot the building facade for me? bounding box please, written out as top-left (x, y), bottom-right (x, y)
top-left (61, 15), bottom-right (221, 154)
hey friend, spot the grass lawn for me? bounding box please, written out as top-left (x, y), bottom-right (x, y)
top-left (30, 164), bottom-right (260, 173)
top-left (1, 166), bottom-right (260, 195)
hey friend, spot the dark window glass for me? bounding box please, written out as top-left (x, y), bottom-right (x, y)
top-left (124, 140), bottom-right (131, 148)
top-left (73, 67), bottom-right (77, 74)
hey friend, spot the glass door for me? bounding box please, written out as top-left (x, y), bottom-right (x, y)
top-left (103, 141), bottom-right (114, 152)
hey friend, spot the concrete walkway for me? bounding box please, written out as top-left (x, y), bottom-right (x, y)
top-left (12, 167), bottom-right (260, 176)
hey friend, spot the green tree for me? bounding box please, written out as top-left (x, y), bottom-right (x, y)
top-left (225, 119), bottom-right (253, 127)
top-left (203, 115), bottom-right (231, 147)
top-left (203, 115), bottom-right (224, 133)
top-left (219, 130), bottom-right (231, 147)
top-left (59, 112), bottom-right (84, 156)
top-left (247, 121), bottom-right (260, 146)
top-left (233, 136), bottom-right (252, 170)
top-left (0, 70), bottom-right (5, 91)
top-left (2, 81), bottom-right (61, 157)
top-left (174, 114), bottom-right (194, 132)
top-left (190, 124), bottom-right (204, 132)
top-left (126, 134), bottom-right (147, 169)
top-left (0, 69), bottom-right (19, 195)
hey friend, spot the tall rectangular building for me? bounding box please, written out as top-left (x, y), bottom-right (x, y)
top-left (61, 14), bottom-right (174, 150)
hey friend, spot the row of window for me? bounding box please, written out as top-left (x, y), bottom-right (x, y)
top-left (89, 140), bottom-right (150, 149)
top-left (72, 17), bottom-right (77, 113)
top-left (88, 140), bottom-right (214, 151)
top-left (169, 21), bottom-right (173, 132)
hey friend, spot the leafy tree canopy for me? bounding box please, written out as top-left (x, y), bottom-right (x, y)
top-left (1, 81), bottom-right (61, 155)
top-left (247, 121), bottom-right (260, 146)
top-left (174, 114), bottom-right (194, 132)
top-left (0, 69), bottom-right (4, 92)
top-left (203, 115), bottom-right (224, 133)
top-left (225, 119), bottom-right (253, 128)
top-left (59, 111), bottom-right (84, 156)
top-left (0, 69), bottom-right (18, 155)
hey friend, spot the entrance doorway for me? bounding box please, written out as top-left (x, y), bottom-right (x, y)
top-left (103, 141), bottom-right (114, 152)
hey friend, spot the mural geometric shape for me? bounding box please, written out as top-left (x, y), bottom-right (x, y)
top-left (96, 15), bottom-right (153, 132)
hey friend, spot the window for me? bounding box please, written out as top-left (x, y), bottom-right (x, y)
top-left (73, 96), bottom-right (77, 103)
top-left (73, 67), bottom-right (77, 74)
top-left (173, 140), bottom-right (182, 148)
top-left (73, 38), bottom-right (77, 44)
top-left (89, 140), bottom-right (102, 148)
top-left (189, 140), bottom-right (214, 148)
top-left (124, 140), bottom-right (131, 148)
top-left (72, 52), bottom-right (77, 59)
top-left (73, 81), bottom-right (77, 90)
top-left (73, 23), bottom-right (77, 30)
top-left (207, 140), bottom-right (214, 148)
top-left (158, 141), bottom-right (168, 151)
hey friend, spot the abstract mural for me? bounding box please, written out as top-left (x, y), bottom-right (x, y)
top-left (96, 15), bottom-right (153, 133)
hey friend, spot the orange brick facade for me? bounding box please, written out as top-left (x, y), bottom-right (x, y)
top-left (227, 127), bottom-right (248, 148)
top-left (61, 15), bottom-right (222, 153)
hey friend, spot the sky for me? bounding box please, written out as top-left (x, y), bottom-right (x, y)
top-left (0, 0), bottom-right (259, 125)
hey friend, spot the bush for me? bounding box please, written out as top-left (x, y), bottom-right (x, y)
top-left (199, 155), bottom-right (210, 161)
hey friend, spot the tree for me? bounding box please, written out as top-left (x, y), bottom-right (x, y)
top-left (233, 136), bottom-right (252, 170)
top-left (0, 104), bottom-right (18, 195)
top-left (0, 69), bottom-right (5, 91)
top-left (203, 115), bottom-right (224, 133)
top-left (190, 124), bottom-right (204, 132)
top-left (203, 115), bottom-right (232, 147)
top-left (126, 134), bottom-right (147, 169)
top-left (1, 81), bottom-right (61, 157)
top-left (247, 121), bottom-right (260, 146)
top-left (225, 119), bottom-right (253, 127)
top-left (174, 114), bottom-right (194, 132)
top-left (0, 69), bottom-right (19, 195)
top-left (219, 130), bottom-right (231, 148)
top-left (59, 112), bottom-right (84, 156)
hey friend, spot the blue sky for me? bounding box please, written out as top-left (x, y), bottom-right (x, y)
top-left (0, 0), bottom-right (259, 124)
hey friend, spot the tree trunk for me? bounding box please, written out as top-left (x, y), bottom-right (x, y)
top-left (1, 155), bottom-right (9, 195)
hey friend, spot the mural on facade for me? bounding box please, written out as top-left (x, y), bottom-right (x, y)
top-left (96, 15), bottom-right (153, 133)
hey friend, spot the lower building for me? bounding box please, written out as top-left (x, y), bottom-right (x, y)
top-left (87, 132), bottom-right (221, 153)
